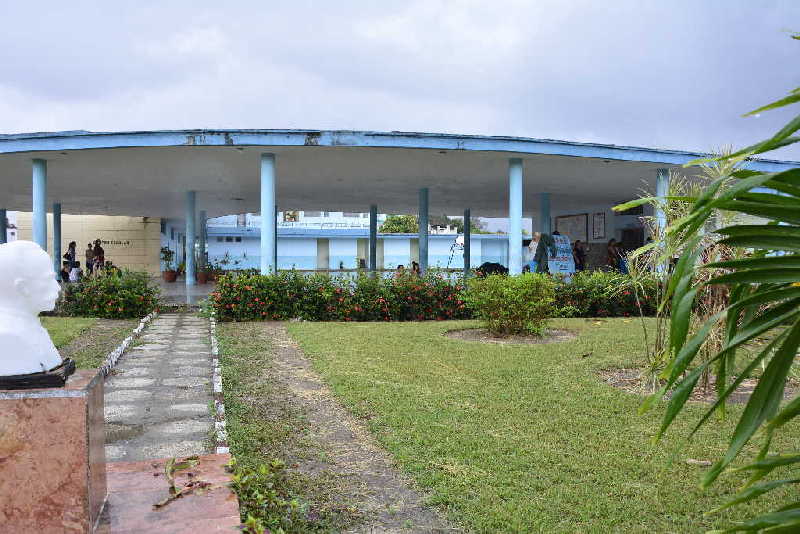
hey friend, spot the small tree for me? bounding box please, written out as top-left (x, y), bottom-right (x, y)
top-left (379, 215), bottom-right (418, 233)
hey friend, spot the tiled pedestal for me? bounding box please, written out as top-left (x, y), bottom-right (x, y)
top-left (0, 369), bottom-right (106, 533)
top-left (95, 453), bottom-right (240, 533)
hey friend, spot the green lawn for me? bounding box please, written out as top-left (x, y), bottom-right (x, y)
top-left (286, 318), bottom-right (798, 533)
top-left (218, 322), bottom-right (364, 531)
top-left (42, 316), bottom-right (137, 369)
top-left (41, 316), bottom-right (96, 348)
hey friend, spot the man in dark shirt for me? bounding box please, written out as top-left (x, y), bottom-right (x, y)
top-left (93, 239), bottom-right (105, 271)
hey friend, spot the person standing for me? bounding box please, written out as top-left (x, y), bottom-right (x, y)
top-left (615, 242), bottom-right (629, 274)
top-left (85, 243), bottom-right (94, 274)
top-left (606, 239), bottom-right (618, 270)
top-left (572, 240), bottom-right (587, 271)
top-left (63, 241), bottom-right (77, 270)
top-left (92, 239), bottom-right (105, 272)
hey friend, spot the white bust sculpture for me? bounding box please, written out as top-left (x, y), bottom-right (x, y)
top-left (0, 240), bottom-right (62, 375)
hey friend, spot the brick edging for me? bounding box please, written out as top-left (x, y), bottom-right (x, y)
top-left (209, 313), bottom-right (229, 454)
top-left (98, 311), bottom-right (159, 377)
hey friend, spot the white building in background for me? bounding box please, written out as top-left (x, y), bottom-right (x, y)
top-left (208, 211), bottom-right (387, 230)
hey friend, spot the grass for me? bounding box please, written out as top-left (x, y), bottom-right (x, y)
top-left (41, 316), bottom-right (138, 369)
top-left (286, 317), bottom-right (799, 533)
top-left (218, 322), bottom-right (363, 532)
top-left (41, 316), bottom-right (96, 348)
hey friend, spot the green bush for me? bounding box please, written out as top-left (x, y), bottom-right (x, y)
top-left (228, 458), bottom-right (306, 534)
top-left (553, 270), bottom-right (658, 318)
top-left (211, 271), bottom-right (470, 322)
top-left (60, 270), bottom-right (160, 319)
top-left (465, 273), bottom-right (556, 336)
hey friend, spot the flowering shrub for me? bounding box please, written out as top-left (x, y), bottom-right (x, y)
top-left (211, 271), bottom-right (471, 322)
top-left (553, 271), bottom-right (658, 318)
top-left (211, 270), bottom-right (656, 323)
top-left (60, 270), bottom-right (160, 319)
top-left (465, 273), bottom-right (556, 336)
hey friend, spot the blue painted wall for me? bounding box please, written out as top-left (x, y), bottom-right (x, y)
top-left (205, 228), bottom-right (516, 271)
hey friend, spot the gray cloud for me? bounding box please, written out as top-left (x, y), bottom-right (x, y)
top-left (0, 0), bottom-right (797, 158)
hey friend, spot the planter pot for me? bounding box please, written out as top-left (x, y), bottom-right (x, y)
top-left (163, 270), bottom-right (178, 283)
top-left (197, 272), bottom-right (208, 285)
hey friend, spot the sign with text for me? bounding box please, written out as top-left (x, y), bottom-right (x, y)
top-left (548, 234), bottom-right (575, 276)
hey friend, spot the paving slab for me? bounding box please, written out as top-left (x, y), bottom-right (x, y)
top-left (104, 312), bottom-right (214, 462)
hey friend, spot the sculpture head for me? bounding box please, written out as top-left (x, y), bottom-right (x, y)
top-left (0, 241), bottom-right (61, 315)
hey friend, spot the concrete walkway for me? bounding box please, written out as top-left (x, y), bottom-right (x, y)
top-left (104, 313), bottom-right (214, 462)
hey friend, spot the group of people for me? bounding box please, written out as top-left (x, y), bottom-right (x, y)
top-left (394, 261), bottom-right (422, 277)
top-left (59, 239), bottom-right (106, 283)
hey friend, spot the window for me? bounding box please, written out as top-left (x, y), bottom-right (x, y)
top-left (304, 211), bottom-right (322, 217)
top-left (216, 237), bottom-right (223, 242)
top-left (170, 228), bottom-right (174, 240)
top-left (235, 236), bottom-right (242, 242)
top-left (343, 212), bottom-right (360, 217)
top-left (160, 220), bottom-right (166, 234)
top-left (225, 236), bottom-right (233, 242)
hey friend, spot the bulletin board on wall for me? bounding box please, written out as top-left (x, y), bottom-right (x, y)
top-left (592, 212), bottom-right (606, 240)
top-left (554, 213), bottom-right (588, 243)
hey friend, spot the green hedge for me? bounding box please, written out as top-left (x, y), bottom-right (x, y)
top-left (466, 273), bottom-right (556, 335)
top-left (553, 270), bottom-right (659, 318)
top-left (60, 270), bottom-right (160, 319)
top-left (211, 270), bottom-right (658, 323)
top-left (211, 271), bottom-right (471, 322)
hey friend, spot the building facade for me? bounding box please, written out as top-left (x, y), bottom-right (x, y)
top-left (14, 211), bottom-right (161, 274)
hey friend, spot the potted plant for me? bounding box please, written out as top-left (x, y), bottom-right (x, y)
top-left (160, 247), bottom-right (178, 283)
top-left (197, 264), bottom-right (209, 284)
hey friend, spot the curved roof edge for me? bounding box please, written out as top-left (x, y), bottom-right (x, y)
top-left (1, 128), bottom-right (797, 172)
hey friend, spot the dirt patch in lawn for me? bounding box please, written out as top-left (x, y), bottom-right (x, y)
top-left (599, 367), bottom-right (798, 404)
top-left (265, 323), bottom-right (458, 533)
top-left (59, 318), bottom-right (139, 369)
top-left (444, 327), bottom-right (576, 345)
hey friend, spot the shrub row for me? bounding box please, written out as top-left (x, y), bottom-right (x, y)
top-left (59, 270), bottom-right (161, 319)
top-left (212, 271), bottom-right (471, 322)
top-left (211, 270), bottom-right (660, 323)
top-left (553, 270), bottom-right (659, 318)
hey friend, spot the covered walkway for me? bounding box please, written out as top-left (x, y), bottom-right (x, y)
top-left (2, 129), bottom-right (797, 280)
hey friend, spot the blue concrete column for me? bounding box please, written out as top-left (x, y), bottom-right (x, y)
top-left (655, 168), bottom-right (669, 236)
top-left (539, 192), bottom-right (551, 235)
top-left (418, 188), bottom-right (429, 274)
top-left (508, 158), bottom-right (523, 275)
top-left (53, 203), bottom-right (62, 279)
top-left (32, 159), bottom-right (47, 250)
top-left (260, 154), bottom-right (276, 274)
top-left (198, 210), bottom-right (207, 268)
top-left (0, 209), bottom-right (7, 244)
top-left (369, 204), bottom-right (377, 273)
top-left (655, 168), bottom-right (670, 273)
top-left (185, 191), bottom-right (196, 286)
top-left (463, 208), bottom-right (471, 277)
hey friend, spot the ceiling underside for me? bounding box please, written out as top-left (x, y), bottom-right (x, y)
top-left (0, 144), bottom-right (700, 218)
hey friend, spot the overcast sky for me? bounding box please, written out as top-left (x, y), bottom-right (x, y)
top-left (1, 1), bottom-right (798, 160)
